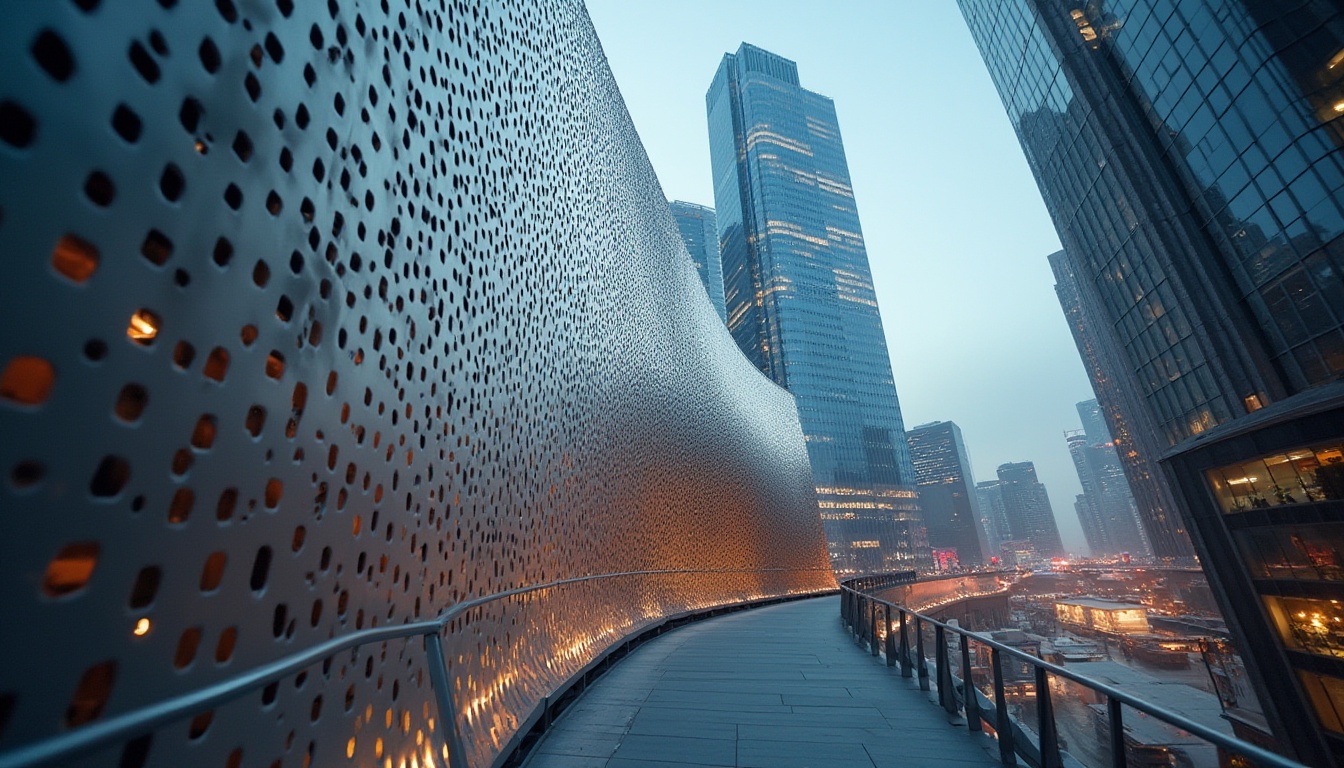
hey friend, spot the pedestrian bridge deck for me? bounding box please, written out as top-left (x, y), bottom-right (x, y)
top-left (524, 595), bottom-right (1002, 768)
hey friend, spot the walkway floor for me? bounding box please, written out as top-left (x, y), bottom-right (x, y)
top-left (524, 595), bottom-right (1003, 768)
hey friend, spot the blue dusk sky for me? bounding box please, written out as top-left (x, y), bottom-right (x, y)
top-left (586, 1), bottom-right (1098, 554)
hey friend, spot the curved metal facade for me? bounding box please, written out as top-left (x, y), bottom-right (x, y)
top-left (0, 2), bottom-right (835, 766)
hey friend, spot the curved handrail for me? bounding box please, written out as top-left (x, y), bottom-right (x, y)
top-left (840, 582), bottom-right (1305, 768)
top-left (0, 567), bottom-right (833, 768)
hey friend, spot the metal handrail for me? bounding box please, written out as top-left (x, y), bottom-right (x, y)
top-left (840, 582), bottom-right (1305, 768)
top-left (0, 567), bottom-right (833, 768)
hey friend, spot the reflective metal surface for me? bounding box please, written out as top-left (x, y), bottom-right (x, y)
top-left (0, 2), bottom-right (835, 765)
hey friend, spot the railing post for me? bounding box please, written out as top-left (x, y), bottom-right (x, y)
top-left (1108, 695), bottom-right (1127, 768)
top-left (916, 617), bottom-right (929, 691)
top-left (425, 631), bottom-right (469, 768)
top-left (991, 648), bottom-right (1016, 766)
top-left (1035, 665), bottom-right (1061, 768)
top-left (884, 605), bottom-right (896, 667)
top-left (961, 633), bottom-right (980, 732)
top-left (871, 604), bottom-right (880, 657)
top-left (899, 609), bottom-right (912, 678)
top-left (936, 625), bottom-right (956, 715)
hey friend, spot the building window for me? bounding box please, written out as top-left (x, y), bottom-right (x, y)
top-left (1207, 443), bottom-right (1344, 512)
top-left (1265, 595), bottom-right (1344, 659)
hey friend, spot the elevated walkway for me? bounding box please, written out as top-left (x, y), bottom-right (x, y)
top-left (525, 595), bottom-right (1001, 767)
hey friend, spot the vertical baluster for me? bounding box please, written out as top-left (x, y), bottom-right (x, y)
top-left (936, 625), bottom-right (956, 715)
top-left (991, 648), bottom-right (1016, 766)
top-left (899, 610), bottom-right (912, 678)
top-left (871, 604), bottom-right (880, 657)
top-left (961, 633), bottom-right (980, 731)
top-left (916, 617), bottom-right (929, 691)
top-left (1035, 666), bottom-right (1061, 768)
top-left (885, 605), bottom-right (897, 667)
top-left (1108, 695), bottom-right (1127, 768)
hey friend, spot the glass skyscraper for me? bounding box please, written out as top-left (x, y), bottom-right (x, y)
top-left (707, 43), bottom-right (930, 575)
top-left (668, 200), bottom-right (727, 322)
top-left (996, 461), bottom-right (1065, 559)
top-left (962, 1), bottom-right (1344, 761)
top-left (907, 421), bottom-right (988, 566)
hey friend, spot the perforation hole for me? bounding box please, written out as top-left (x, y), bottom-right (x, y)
top-left (216, 488), bottom-right (238, 521)
top-left (266, 352), bottom-right (285, 379)
top-left (266, 191), bottom-right (283, 215)
top-left (246, 405), bottom-right (266, 437)
top-left (250, 546), bottom-right (272, 591)
top-left (11, 460), bottom-right (44, 489)
top-left (65, 661), bottom-right (116, 726)
top-left (252, 260), bottom-right (270, 287)
top-left (111, 104), bottom-right (142, 142)
top-left (275, 295), bottom-right (293, 322)
top-left (140, 229), bottom-right (173, 266)
top-left (232, 131), bottom-right (252, 162)
top-left (159, 164), bottom-right (185, 201)
top-left (174, 627), bottom-right (202, 668)
top-left (89, 456), bottom-right (130, 497)
top-left (126, 309), bottom-right (160, 345)
top-left (171, 449), bottom-right (193, 476)
top-left (264, 479), bottom-right (283, 508)
top-left (51, 234), bottom-right (99, 282)
top-left (84, 171), bottom-right (115, 206)
top-left (215, 627), bottom-right (238, 663)
top-left (212, 237), bottom-right (233, 268)
top-left (200, 551), bottom-right (226, 591)
top-left (188, 710), bottom-right (213, 739)
top-left (190, 415), bottom-right (217, 449)
top-left (168, 488), bottom-right (193, 523)
top-left (32, 30), bottom-right (75, 82)
top-left (115, 384), bottom-right (148, 422)
top-left (178, 97), bottom-right (202, 132)
top-left (128, 566), bottom-right (161, 608)
top-left (172, 341), bottom-right (195, 369)
top-left (0, 101), bottom-right (36, 148)
top-left (128, 41), bottom-right (160, 83)
top-left (43, 542), bottom-right (99, 596)
top-left (199, 38), bottom-right (221, 73)
top-left (224, 184), bottom-right (242, 209)
top-left (203, 348), bottom-right (229, 382)
top-left (0, 356), bottom-right (55, 406)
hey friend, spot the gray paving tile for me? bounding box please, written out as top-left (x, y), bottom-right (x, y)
top-left (526, 597), bottom-right (1005, 768)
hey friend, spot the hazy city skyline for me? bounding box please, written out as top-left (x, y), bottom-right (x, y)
top-left (587, 1), bottom-right (1095, 552)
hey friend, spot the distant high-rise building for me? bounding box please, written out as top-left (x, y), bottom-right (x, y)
top-left (962, 1), bottom-right (1344, 761)
top-left (996, 461), bottom-right (1064, 559)
top-left (974, 480), bottom-right (1010, 561)
top-left (1051, 250), bottom-right (1195, 560)
top-left (1066, 430), bottom-right (1150, 559)
top-left (668, 200), bottom-right (727, 322)
top-left (707, 43), bottom-right (929, 575)
top-left (1076, 399), bottom-right (1110, 450)
top-left (907, 421), bottom-right (988, 566)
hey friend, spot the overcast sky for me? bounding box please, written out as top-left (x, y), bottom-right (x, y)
top-left (586, 1), bottom-right (1097, 554)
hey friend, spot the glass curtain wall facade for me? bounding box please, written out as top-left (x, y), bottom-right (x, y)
top-left (907, 421), bottom-right (989, 566)
top-left (707, 43), bottom-right (930, 575)
top-left (996, 461), bottom-right (1066, 559)
top-left (1051, 248), bottom-right (1197, 561)
top-left (975, 480), bottom-right (1011, 560)
top-left (961, 0), bottom-right (1344, 761)
top-left (668, 200), bottom-right (728, 323)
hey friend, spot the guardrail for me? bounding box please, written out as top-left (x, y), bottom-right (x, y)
top-left (0, 568), bottom-right (833, 768)
top-left (840, 580), bottom-right (1304, 768)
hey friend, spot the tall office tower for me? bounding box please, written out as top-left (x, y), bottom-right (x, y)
top-left (707, 43), bottom-right (930, 575)
top-left (907, 421), bottom-right (989, 566)
top-left (1051, 250), bottom-right (1195, 560)
top-left (668, 200), bottom-right (727, 322)
top-left (1076, 399), bottom-right (1111, 449)
top-left (961, 1), bottom-right (1344, 761)
top-left (975, 480), bottom-right (1010, 559)
top-left (996, 461), bottom-right (1065, 559)
top-left (1066, 431), bottom-right (1151, 558)
top-left (1075, 399), bottom-right (1154, 558)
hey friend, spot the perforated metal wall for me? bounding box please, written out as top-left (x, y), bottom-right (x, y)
top-left (0, 1), bottom-right (835, 766)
